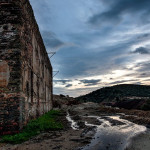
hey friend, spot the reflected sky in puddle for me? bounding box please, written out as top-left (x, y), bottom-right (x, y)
top-left (82, 115), bottom-right (146, 150)
top-left (66, 112), bottom-right (79, 130)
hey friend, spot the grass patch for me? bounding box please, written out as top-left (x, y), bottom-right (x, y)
top-left (1, 110), bottom-right (63, 144)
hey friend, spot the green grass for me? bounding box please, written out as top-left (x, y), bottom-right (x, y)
top-left (1, 110), bottom-right (63, 144)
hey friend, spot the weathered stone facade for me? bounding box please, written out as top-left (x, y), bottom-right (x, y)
top-left (0, 0), bottom-right (53, 135)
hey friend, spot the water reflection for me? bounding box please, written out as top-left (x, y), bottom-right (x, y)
top-left (66, 112), bottom-right (79, 130)
top-left (83, 115), bottom-right (146, 150)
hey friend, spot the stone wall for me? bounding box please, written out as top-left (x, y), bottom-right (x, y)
top-left (0, 0), bottom-right (53, 135)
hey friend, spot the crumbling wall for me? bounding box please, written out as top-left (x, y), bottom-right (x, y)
top-left (0, 0), bottom-right (53, 135)
top-left (20, 0), bottom-right (53, 124)
top-left (0, 0), bottom-right (22, 135)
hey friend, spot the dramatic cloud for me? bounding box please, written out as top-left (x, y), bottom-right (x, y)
top-left (132, 47), bottom-right (150, 54)
top-left (30, 0), bottom-right (150, 97)
top-left (89, 0), bottom-right (150, 26)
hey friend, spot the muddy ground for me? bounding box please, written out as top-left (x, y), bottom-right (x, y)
top-left (1, 102), bottom-right (150, 150)
top-left (126, 130), bottom-right (150, 150)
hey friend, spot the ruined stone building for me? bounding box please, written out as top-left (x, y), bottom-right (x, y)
top-left (0, 0), bottom-right (53, 135)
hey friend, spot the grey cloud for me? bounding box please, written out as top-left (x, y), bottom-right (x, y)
top-left (141, 73), bottom-right (147, 76)
top-left (109, 79), bottom-right (137, 85)
top-left (137, 33), bottom-right (150, 40)
top-left (89, 0), bottom-right (150, 26)
top-left (65, 84), bottom-right (72, 88)
top-left (132, 47), bottom-right (150, 54)
top-left (125, 73), bottom-right (137, 77)
top-left (41, 31), bottom-right (65, 50)
top-left (89, 10), bottom-right (121, 26)
top-left (31, 0), bottom-right (150, 80)
top-left (30, 0), bottom-right (150, 97)
top-left (54, 39), bottom-right (134, 79)
top-left (137, 73), bottom-right (149, 78)
top-left (136, 62), bottom-right (150, 72)
top-left (137, 72), bottom-right (150, 78)
top-left (124, 66), bottom-right (150, 79)
top-left (80, 79), bottom-right (101, 86)
top-left (130, 62), bottom-right (150, 78)
top-left (54, 80), bottom-right (71, 85)
top-left (56, 26), bottom-right (150, 79)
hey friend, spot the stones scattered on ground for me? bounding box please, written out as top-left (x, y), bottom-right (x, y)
top-left (72, 115), bottom-right (81, 121)
top-left (77, 121), bottom-right (86, 129)
top-left (80, 127), bottom-right (96, 138)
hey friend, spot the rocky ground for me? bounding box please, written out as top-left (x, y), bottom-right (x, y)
top-left (1, 129), bottom-right (89, 150)
top-left (1, 102), bottom-right (150, 150)
top-left (0, 104), bottom-right (97, 150)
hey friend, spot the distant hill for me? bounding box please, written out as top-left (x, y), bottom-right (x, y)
top-left (76, 84), bottom-right (150, 110)
top-left (53, 94), bottom-right (79, 108)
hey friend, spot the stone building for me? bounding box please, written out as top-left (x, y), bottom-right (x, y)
top-left (0, 0), bottom-right (53, 135)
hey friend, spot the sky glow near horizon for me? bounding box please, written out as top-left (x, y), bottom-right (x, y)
top-left (30, 0), bottom-right (150, 97)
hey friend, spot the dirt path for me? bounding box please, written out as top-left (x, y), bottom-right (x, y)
top-left (1, 102), bottom-right (150, 150)
top-left (1, 106), bottom-right (95, 150)
top-left (1, 129), bottom-right (89, 150)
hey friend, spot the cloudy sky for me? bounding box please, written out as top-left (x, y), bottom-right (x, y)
top-left (30, 0), bottom-right (150, 97)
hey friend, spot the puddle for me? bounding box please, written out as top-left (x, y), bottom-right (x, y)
top-left (66, 112), bottom-right (79, 130)
top-left (82, 115), bottom-right (147, 150)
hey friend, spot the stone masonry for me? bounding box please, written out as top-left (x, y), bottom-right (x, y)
top-left (0, 0), bottom-right (53, 135)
